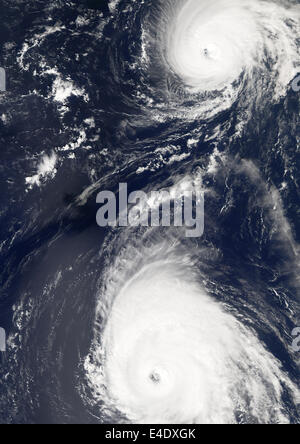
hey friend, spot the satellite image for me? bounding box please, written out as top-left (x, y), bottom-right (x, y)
top-left (0, 0), bottom-right (299, 425)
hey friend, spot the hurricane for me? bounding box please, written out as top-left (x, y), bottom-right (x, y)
top-left (164, 0), bottom-right (298, 95)
top-left (133, 0), bottom-right (300, 121)
top-left (0, 0), bottom-right (299, 425)
top-left (85, 249), bottom-right (299, 424)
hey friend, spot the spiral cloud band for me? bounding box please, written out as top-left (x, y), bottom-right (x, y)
top-left (85, 242), bottom-right (299, 424)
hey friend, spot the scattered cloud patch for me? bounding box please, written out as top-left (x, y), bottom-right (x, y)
top-left (25, 152), bottom-right (58, 189)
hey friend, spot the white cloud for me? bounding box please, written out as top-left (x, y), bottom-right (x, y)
top-left (25, 152), bottom-right (58, 189)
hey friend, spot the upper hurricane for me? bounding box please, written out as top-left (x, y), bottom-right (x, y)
top-left (137, 0), bottom-right (300, 119)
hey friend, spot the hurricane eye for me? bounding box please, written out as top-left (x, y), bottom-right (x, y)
top-left (149, 371), bottom-right (161, 384)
